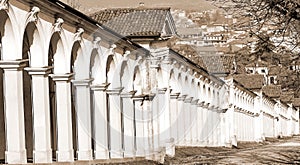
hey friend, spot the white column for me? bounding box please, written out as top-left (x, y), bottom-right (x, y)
top-left (121, 91), bottom-right (136, 158)
top-left (90, 84), bottom-right (109, 159)
top-left (177, 95), bottom-right (187, 146)
top-left (197, 103), bottom-right (204, 146)
top-left (191, 100), bottom-right (199, 146)
top-left (0, 60), bottom-right (27, 164)
top-left (170, 93), bottom-right (180, 149)
top-left (72, 79), bottom-right (93, 160)
top-left (183, 97), bottom-right (192, 145)
top-left (157, 88), bottom-right (173, 156)
top-left (25, 67), bottom-right (53, 163)
top-left (106, 87), bottom-right (123, 159)
top-left (50, 74), bottom-right (74, 162)
top-left (133, 96), bottom-right (145, 157)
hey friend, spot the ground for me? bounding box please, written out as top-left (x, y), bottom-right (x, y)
top-left (165, 136), bottom-right (300, 164)
top-left (23, 136), bottom-right (300, 164)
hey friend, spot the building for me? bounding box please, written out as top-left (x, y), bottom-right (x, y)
top-left (0, 0), bottom-right (298, 164)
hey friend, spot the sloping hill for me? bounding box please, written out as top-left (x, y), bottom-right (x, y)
top-left (60, 0), bottom-right (216, 14)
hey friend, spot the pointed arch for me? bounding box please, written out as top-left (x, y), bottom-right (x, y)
top-left (90, 49), bottom-right (102, 84)
top-left (0, 9), bottom-right (21, 60)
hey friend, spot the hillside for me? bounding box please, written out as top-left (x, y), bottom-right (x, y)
top-left (60, 0), bottom-right (217, 14)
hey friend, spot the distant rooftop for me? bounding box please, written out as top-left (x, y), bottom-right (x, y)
top-left (233, 74), bottom-right (265, 89)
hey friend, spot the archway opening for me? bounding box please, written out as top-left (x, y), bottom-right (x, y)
top-left (22, 22), bottom-right (36, 162)
top-left (48, 32), bottom-right (61, 161)
top-left (105, 55), bottom-right (116, 157)
top-left (70, 41), bottom-right (82, 160)
top-left (89, 49), bottom-right (100, 158)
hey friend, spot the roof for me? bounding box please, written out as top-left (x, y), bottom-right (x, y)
top-left (245, 59), bottom-right (269, 68)
top-left (280, 91), bottom-right (294, 103)
top-left (90, 7), bottom-right (176, 37)
top-left (262, 85), bottom-right (281, 98)
top-left (233, 74), bottom-right (265, 89)
top-left (268, 66), bottom-right (281, 76)
top-left (293, 98), bottom-right (300, 107)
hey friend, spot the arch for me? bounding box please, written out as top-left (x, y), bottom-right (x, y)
top-left (90, 49), bottom-right (102, 84)
top-left (120, 62), bottom-right (131, 91)
top-left (48, 32), bottom-right (67, 74)
top-left (0, 10), bottom-right (20, 60)
top-left (133, 66), bottom-right (142, 95)
top-left (106, 55), bottom-right (118, 88)
top-left (22, 22), bottom-right (45, 67)
top-left (177, 73), bottom-right (183, 94)
top-left (169, 69), bottom-right (180, 94)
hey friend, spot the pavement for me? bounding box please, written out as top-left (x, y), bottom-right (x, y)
top-left (165, 136), bottom-right (300, 164)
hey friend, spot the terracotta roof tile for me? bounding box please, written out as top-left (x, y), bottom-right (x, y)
top-left (262, 85), bottom-right (281, 98)
top-left (293, 98), bottom-right (300, 107)
top-left (233, 74), bottom-right (265, 89)
top-left (269, 65), bottom-right (281, 76)
top-left (280, 91), bottom-right (295, 103)
top-left (90, 8), bottom-right (171, 37)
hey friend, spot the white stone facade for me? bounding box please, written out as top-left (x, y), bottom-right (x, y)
top-left (0, 0), bottom-right (298, 164)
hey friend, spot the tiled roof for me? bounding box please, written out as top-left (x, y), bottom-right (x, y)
top-left (268, 65), bottom-right (281, 76)
top-left (280, 91), bottom-right (294, 103)
top-left (293, 98), bottom-right (300, 107)
top-left (233, 74), bottom-right (265, 89)
top-left (262, 85), bottom-right (281, 98)
top-left (90, 7), bottom-right (172, 37)
top-left (245, 59), bottom-right (269, 67)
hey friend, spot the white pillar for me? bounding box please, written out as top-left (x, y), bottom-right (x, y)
top-left (183, 97), bottom-right (192, 145)
top-left (90, 84), bottom-right (109, 159)
top-left (133, 96), bottom-right (145, 157)
top-left (25, 67), bottom-right (53, 163)
top-left (50, 74), bottom-right (74, 162)
top-left (177, 95), bottom-right (187, 146)
top-left (0, 60), bottom-right (27, 164)
top-left (169, 93), bottom-right (179, 148)
top-left (106, 87), bottom-right (123, 159)
top-left (121, 91), bottom-right (136, 158)
top-left (72, 79), bottom-right (93, 160)
top-left (169, 93), bottom-right (179, 157)
top-left (191, 100), bottom-right (198, 146)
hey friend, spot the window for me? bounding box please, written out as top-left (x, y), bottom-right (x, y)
top-left (270, 77), bottom-right (275, 84)
top-left (261, 69), bottom-right (265, 73)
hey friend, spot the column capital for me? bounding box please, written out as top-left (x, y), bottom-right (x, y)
top-left (184, 97), bottom-right (193, 103)
top-left (120, 91), bottom-right (137, 98)
top-left (106, 87), bottom-right (124, 95)
top-left (50, 73), bottom-right (74, 82)
top-left (90, 83), bottom-right (110, 91)
top-left (170, 93), bottom-right (180, 99)
top-left (191, 99), bottom-right (199, 105)
top-left (0, 59), bottom-right (29, 70)
top-left (157, 88), bottom-right (167, 94)
top-left (24, 66), bottom-right (53, 76)
top-left (133, 94), bottom-right (155, 101)
top-left (178, 95), bottom-right (187, 101)
top-left (72, 78), bottom-right (93, 86)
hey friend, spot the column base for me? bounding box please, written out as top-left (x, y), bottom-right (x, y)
top-left (56, 150), bottom-right (74, 162)
top-left (124, 150), bottom-right (136, 158)
top-left (33, 150), bottom-right (52, 163)
top-left (77, 150), bottom-right (93, 160)
top-left (110, 150), bottom-right (123, 159)
top-left (165, 142), bottom-right (175, 157)
top-left (94, 150), bottom-right (109, 160)
top-left (5, 150), bottom-right (27, 164)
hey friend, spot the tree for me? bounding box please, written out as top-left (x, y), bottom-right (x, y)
top-left (212, 0), bottom-right (300, 52)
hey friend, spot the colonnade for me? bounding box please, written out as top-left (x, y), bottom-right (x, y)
top-left (0, 0), bottom-right (299, 164)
